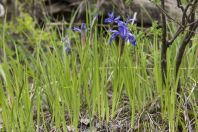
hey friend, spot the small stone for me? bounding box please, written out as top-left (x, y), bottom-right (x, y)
top-left (80, 118), bottom-right (90, 126)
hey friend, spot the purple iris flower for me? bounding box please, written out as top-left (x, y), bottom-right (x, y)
top-left (72, 23), bottom-right (87, 33)
top-left (110, 21), bottom-right (136, 46)
top-left (104, 12), bottom-right (121, 24)
top-left (64, 36), bottom-right (72, 54)
top-left (72, 23), bottom-right (87, 48)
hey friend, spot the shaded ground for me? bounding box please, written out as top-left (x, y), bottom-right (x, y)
top-left (31, 89), bottom-right (197, 132)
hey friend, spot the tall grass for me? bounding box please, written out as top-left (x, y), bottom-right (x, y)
top-left (0, 12), bottom-right (197, 131)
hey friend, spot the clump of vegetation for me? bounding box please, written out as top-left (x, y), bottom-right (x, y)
top-left (0, 0), bottom-right (198, 131)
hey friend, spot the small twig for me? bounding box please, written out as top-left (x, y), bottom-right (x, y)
top-left (176, 0), bottom-right (185, 12)
top-left (167, 26), bottom-right (185, 46)
top-left (187, 19), bottom-right (198, 26)
top-left (186, 2), bottom-right (198, 23)
top-left (149, 0), bottom-right (183, 27)
top-left (182, 2), bottom-right (193, 25)
top-left (183, 94), bottom-right (193, 132)
top-left (186, 80), bottom-right (197, 102)
top-left (32, 0), bottom-right (36, 20)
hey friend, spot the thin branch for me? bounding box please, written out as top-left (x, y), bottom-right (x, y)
top-left (149, 0), bottom-right (198, 33)
top-left (167, 26), bottom-right (185, 46)
top-left (182, 3), bottom-right (192, 25)
top-left (161, 0), bottom-right (168, 84)
top-left (166, 0), bottom-right (198, 47)
top-left (151, 2), bottom-right (183, 26)
top-left (175, 0), bottom-right (198, 79)
top-left (187, 19), bottom-right (198, 27)
top-left (177, 0), bottom-right (185, 12)
top-left (175, 21), bottom-right (198, 77)
top-left (186, 0), bottom-right (198, 22)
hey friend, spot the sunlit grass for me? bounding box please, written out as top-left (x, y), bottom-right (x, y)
top-left (0, 12), bottom-right (197, 131)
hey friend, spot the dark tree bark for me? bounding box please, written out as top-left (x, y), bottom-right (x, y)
top-left (160, 0), bottom-right (168, 84)
top-left (159, 0), bottom-right (198, 94)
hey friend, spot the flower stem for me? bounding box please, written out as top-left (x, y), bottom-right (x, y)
top-left (81, 32), bottom-right (86, 49)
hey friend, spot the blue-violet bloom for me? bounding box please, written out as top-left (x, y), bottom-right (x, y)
top-left (110, 21), bottom-right (136, 46)
top-left (72, 23), bottom-right (87, 33)
top-left (104, 12), bottom-right (121, 23)
top-left (62, 36), bottom-right (71, 54)
top-left (72, 23), bottom-right (87, 48)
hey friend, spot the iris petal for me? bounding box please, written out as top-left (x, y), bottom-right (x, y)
top-left (105, 13), bottom-right (137, 46)
top-left (73, 23), bottom-right (87, 33)
top-left (81, 23), bottom-right (87, 31)
top-left (104, 18), bottom-right (114, 23)
top-left (110, 32), bottom-right (119, 44)
top-left (72, 27), bottom-right (82, 32)
top-left (108, 12), bottom-right (114, 18)
top-left (104, 12), bottom-right (114, 23)
top-left (118, 25), bottom-right (128, 39)
top-left (65, 44), bottom-right (72, 54)
top-left (127, 33), bottom-right (136, 46)
top-left (114, 16), bottom-right (121, 23)
top-left (110, 30), bottom-right (119, 33)
top-left (104, 12), bottom-right (121, 24)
